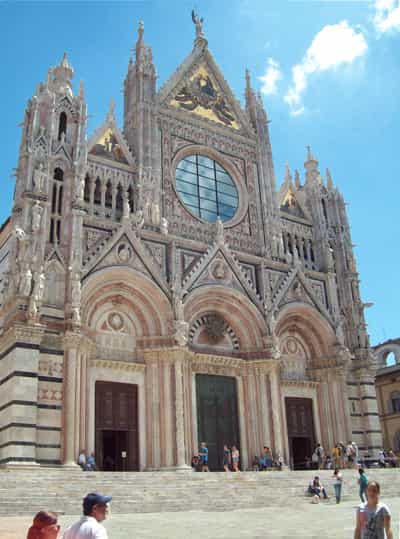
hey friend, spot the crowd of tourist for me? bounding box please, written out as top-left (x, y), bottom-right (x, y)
top-left (305, 440), bottom-right (398, 471)
top-left (191, 443), bottom-right (284, 472)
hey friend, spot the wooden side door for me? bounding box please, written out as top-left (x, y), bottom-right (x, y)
top-left (95, 381), bottom-right (139, 471)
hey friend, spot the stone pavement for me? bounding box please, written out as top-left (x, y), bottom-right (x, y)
top-left (1, 496), bottom-right (399, 539)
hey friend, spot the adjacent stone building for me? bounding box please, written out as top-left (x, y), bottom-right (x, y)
top-left (0, 18), bottom-right (382, 470)
top-left (374, 339), bottom-right (400, 452)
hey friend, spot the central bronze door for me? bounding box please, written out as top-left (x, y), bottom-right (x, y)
top-left (196, 374), bottom-right (239, 470)
top-left (95, 381), bottom-right (139, 471)
top-left (285, 397), bottom-right (315, 470)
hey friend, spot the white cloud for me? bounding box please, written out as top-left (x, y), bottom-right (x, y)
top-left (259, 58), bottom-right (282, 96)
top-left (284, 20), bottom-right (368, 116)
top-left (374, 0), bottom-right (400, 33)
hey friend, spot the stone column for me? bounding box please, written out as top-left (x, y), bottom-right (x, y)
top-left (172, 348), bottom-right (191, 470)
top-left (62, 332), bottom-right (82, 466)
top-left (269, 364), bottom-right (285, 457)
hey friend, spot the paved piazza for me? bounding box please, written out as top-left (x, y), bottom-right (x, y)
top-left (1, 497), bottom-right (399, 539)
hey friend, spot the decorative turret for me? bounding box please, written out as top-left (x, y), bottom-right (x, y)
top-left (3, 51), bottom-right (87, 328)
top-left (245, 69), bottom-right (257, 129)
top-left (326, 168), bottom-right (333, 190)
top-left (51, 52), bottom-right (74, 97)
top-left (124, 21), bottom-right (157, 161)
top-left (294, 169), bottom-right (301, 189)
top-left (304, 145), bottom-right (320, 184)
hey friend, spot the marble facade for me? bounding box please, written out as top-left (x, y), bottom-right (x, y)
top-left (0, 17), bottom-right (382, 469)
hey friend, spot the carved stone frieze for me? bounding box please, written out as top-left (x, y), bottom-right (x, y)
top-left (90, 358), bottom-right (145, 373)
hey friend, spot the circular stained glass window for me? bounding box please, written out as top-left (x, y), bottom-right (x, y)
top-left (175, 155), bottom-right (239, 223)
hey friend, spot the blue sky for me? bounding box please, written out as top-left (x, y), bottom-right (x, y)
top-left (1, 0), bottom-right (399, 345)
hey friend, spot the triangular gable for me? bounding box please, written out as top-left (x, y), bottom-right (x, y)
top-left (158, 46), bottom-right (254, 136)
top-left (53, 144), bottom-right (72, 163)
top-left (81, 224), bottom-right (169, 296)
top-left (88, 109), bottom-right (135, 167)
top-left (44, 246), bottom-right (67, 269)
top-left (181, 240), bottom-right (262, 310)
top-left (271, 267), bottom-right (332, 322)
top-left (279, 185), bottom-right (309, 220)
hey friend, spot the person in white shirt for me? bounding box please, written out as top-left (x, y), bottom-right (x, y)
top-left (63, 492), bottom-right (112, 539)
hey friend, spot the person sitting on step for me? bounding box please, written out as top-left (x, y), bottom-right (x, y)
top-left (307, 476), bottom-right (328, 499)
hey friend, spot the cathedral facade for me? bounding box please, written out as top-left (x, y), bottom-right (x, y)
top-left (0, 19), bottom-right (382, 470)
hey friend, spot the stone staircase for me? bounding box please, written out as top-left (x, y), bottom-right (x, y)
top-left (0, 468), bottom-right (399, 516)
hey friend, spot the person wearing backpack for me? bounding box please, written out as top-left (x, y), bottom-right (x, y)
top-left (358, 468), bottom-right (369, 502)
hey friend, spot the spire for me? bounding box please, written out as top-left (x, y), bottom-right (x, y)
top-left (52, 52), bottom-right (74, 96)
top-left (326, 167), bottom-right (333, 190)
top-left (192, 9), bottom-right (207, 48)
top-left (284, 162), bottom-right (292, 183)
top-left (107, 98), bottom-right (115, 123)
top-left (304, 145), bottom-right (319, 184)
top-left (294, 169), bottom-right (301, 189)
top-left (136, 20), bottom-right (144, 62)
top-left (79, 80), bottom-right (85, 99)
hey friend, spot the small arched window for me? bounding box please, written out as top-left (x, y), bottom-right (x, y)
top-left (127, 185), bottom-right (134, 213)
top-left (84, 174), bottom-right (91, 202)
top-left (54, 168), bottom-right (64, 182)
top-left (58, 112), bottom-right (67, 141)
top-left (94, 178), bottom-right (101, 205)
top-left (322, 198), bottom-right (328, 222)
top-left (391, 391), bottom-right (400, 413)
top-left (309, 241), bottom-right (315, 263)
top-left (105, 180), bottom-right (113, 208)
top-left (116, 183), bottom-right (123, 213)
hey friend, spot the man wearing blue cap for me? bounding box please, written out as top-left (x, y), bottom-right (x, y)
top-left (63, 492), bottom-right (112, 539)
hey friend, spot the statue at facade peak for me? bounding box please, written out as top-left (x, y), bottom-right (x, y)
top-left (191, 10), bottom-right (204, 39)
top-left (32, 201), bottom-right (43, 233)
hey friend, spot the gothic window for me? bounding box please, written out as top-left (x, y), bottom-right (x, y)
top-left (309, 241), bottom-right (315, 263)
top-left (116, 183), bottom-right (123, 214)
top-left (322, 198), bottom-right (328, 222)
top-left (175, 155), bottom-right (238, 223)
top-left (302, 238), bottom-right (308, 260)
top-left (287, 234), bottom-right (293, 255)
top-left (105, 180), bottom-right (113, 208)
top-left (58, 112), bottom-right (67, 141)
top-left (49, 167), bottom-right (64, 244)
top-left (94, 178), bottom-right (101, 205)
top-left (295, 236), bottom-right (301, 257)
top-left (84, 174), bottom-right (91, 202)
top-left (127, 185), bottom-right (134, 213)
